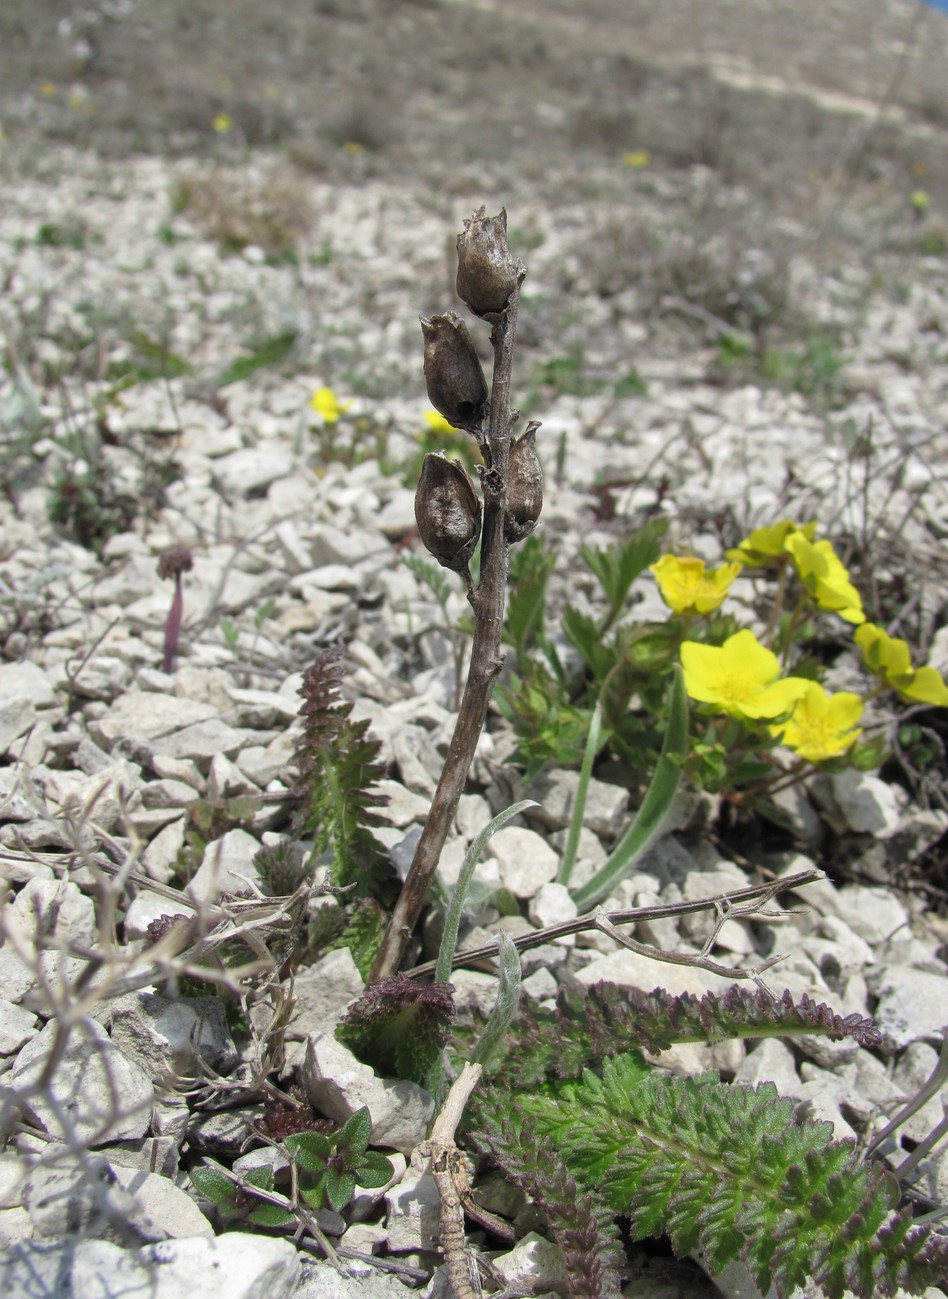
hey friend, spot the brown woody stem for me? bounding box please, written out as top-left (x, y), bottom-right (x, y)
top-left (368, 296), bottom-right (520, 983)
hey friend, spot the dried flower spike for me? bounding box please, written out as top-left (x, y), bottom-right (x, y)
top-left (415, 453), bottom-right (482, 582)
top-left (456, 207), bottom-right (524, 318)
top-left (504, 421), bottom-right (543, 544)
top-left (158, 544), bottom-right (193, 673)
top-left (421, 312), bottom-right (488, 431)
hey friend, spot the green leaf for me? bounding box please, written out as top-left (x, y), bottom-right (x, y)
top-left (337, 1106), bottom-right (373, 1156)
top-left (324, 1167), bottom-right (357, 1213)
top-left (436, 800), bottom-right (537, 985)
top-left (581, 519), bottom-right (668, 625)
top-left (218, 330), bottom-right (298, 387)
top-left (470, 932), bottom-right (523, 1071)
top-left (247, 1203), bottom-right (296, 1228)
top-left (506, 534), bottom-right (556, 663)
top-left (355, 1150), bottom-right (395, 1188)
top-left (571, 665), bottom-right (688, 911)
top-left (189, 1165), bottom-right (238, 1207)
top-left (285, 1130), bottom-right (332, 1171)
top-left (557, 699), bottom-right (603, 888)
top-left (245, 1165), bottom-right (276, 1191)
top-left (300, 1177), bottom-right (327, 1210)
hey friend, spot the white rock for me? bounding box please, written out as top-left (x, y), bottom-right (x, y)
top-left (527, 881), bottom-right (577, 937)
top-left (824, 884), bottom-right (909, 946)
top-left (871, 965), bottom-right (948, 1048)
top-left (286, 948), bottom-right (365, 1041)
top-left (492, 1230), bottom-right (570, 1292)
top-left (383, 1165), bottom-right (441, 1252)
top-left (109, 1163), bottom-right (214, 1239)
top-left (88, 692), bottom-right (217, 750)
top-left (733, 1037), bottom-right (801, 1098)
top-left (212, 446), bottom-right (295, 496)
top-left (489, 826), bottom-right (559, 898)
top-left (522, 768), bottom-right (628, 836)
top-left (106, 990), bottom-right (239, 1082)
top-left (302, 1032), bottom-right (434, 1155)
top-left (188, 827), bottom-right (262, 901)
top-left (824, 770), bottom-right (906, 836)
top-left (0, 998), bottom-right (39, 1056)
top-left (11, 1017), bottom-right (154, 1144)
top-left (574, 946), bottom-right (735, 997)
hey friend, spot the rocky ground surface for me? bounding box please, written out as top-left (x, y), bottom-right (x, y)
top-left (2, 3), bottom-right (948, 1298)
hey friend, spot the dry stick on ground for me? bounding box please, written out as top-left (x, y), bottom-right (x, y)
top-left (369, 244), bottom-right (522, 984)
top-left (403, 866), bottom-right (822, 980)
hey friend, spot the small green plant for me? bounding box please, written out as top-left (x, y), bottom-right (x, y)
top-left (190, 1162), bottom-right (296, 1229)
top-left (284, 1107), bottom-right (395, 1213)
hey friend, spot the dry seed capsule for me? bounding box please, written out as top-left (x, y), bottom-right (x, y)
top-left (415, 453), bottom-right (482, 579)
top-left (456, 207), bottom-right (524, 318)
top-left (504, 421), bottom-right (543, 544)
top-left (420, 312), bottom-right (488, 430)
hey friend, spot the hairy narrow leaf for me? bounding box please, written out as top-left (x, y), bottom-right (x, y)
top-left (572, 665), bottom-right (687, 911)
top-left (470, 932), bottom-right (522, 1069)
top-left (435, 799), bottom-right (537, 984)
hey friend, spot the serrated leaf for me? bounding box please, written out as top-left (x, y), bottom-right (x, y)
top-left (189, 1165), bottom-right (238, 1207)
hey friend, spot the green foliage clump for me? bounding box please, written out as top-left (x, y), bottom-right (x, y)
top-left (285, 1106), bottom-right (394, 1213)
top-left (336, 973), bottom-right (454, 1088)
top-left (474, 1052), bottom-right (948, 1299)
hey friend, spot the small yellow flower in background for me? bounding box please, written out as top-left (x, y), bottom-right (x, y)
top-left (651, 555), bottom-right (741, 616)
top-left (40, 81), bottom-right (57, 98)
top-left (424, 409), bottom-right (457, 435)
top-left (855, 624), bottom-right (948, 707)
top-left (622, 150), bottom-right (651, 169)
top-left (784, 532), bottom-right (864, 624)
top-left (212, 113), bottom-right (233, 134)
top-left (726, 519), bottom-right (816, 566)
top-left (681, 629), bottom-right (809, 721)
top-left (770, 681), bottom-right (863, 762)
top-left (343, 141), bottom-right (365, 156)
top-left (309, 386), bottom-right (353, 424)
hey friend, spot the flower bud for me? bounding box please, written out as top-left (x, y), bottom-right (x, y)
top-left (504, 421), bottom-right (543, 544)
top-left (415, 453), bottom-right (482, 579)
top-left (456, 207), bottom-right (524, 318)
top-left (420, 312), bottom-right (488, 430)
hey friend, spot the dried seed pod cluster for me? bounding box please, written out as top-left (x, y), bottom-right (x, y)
top-left (416, 209), bottom-right (541, 587)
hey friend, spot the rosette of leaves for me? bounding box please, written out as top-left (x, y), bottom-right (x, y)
top-left (189, 1163), bottom-right (295, 1229)
top-left (285, 1106), bottom-right (394, 1213)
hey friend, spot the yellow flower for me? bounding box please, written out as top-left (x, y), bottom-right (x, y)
top-left (622, 150), bottom-right (651, 169)
top-left (681, 630), bottom-right (809, 721)
top-left (855, 624), bottom-right (948, 707)
top-left (343, 140), bottom-right (365, 156)
top-left (651, 555), bottom-right (741, 616)
top-left (212, 113), bottom-right (232, 134)
top-left (309, 386), bottom-right (353, 424)
top-left (726, 519), bottom-right (816, 566)
top-left (424, 409), bottom-right (457, 436)
top-left (784, 533), bottom-right (864, 624)
top-left (770, 681), bottom-right (863, 762)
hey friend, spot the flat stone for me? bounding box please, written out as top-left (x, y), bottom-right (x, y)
top-left (188, 827), bottom-right (263, 901)
top-left (302, 1032), bottom-right (434, 1155)
top-left (0, 998), bottom-right (39, 1055)
top-left (89, 693), bottom-right (218, 751)
top-left (286, 948), bottom-right (364, 1042)
top-left (11, 1017), bottom-right (154, 1144)
top-left (871, 965), bottom-right (948, 1047)
top-left (383, 1165), bottom-right (440, 1252)
top-left (147, 718), bottom-right (256, 769)
top-left (489, 826), bottom-right (559, 898)
top-left (522, 768), bottom-right (628, 836)
top-left (105, 990), bottom-right (239, 1082)
top-left (212, 445), bottom-right (295, 496)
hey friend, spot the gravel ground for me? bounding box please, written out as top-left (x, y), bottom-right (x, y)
top-left (1, 3), bottom-right (948, 1296)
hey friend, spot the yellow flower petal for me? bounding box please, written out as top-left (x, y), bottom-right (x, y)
top-left (893, 666), bottom-right (948, 707)
top-left (681, 630), bottom-right (807, 720)
top-left (855, 623), bottom-right (912, 677)
top-left (770, 681), bottom-right (863, 762)
top-left (424, 409), bottom-right (457, 435)
top-left (785, 533), bottom-right (864, 624)
top-left (651, 555), bottom-right (741, 616)
top-left (309, 386), bottom-right (352, 423)
top-left (726, 520), bottom-right (816, 567)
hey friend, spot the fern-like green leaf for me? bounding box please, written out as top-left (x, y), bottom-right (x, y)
top-left (473, 1107), bottom-right (625, 1299)
top-left (508, 1052), bottom-right (947, 1299)
top-left (292, 647), bottom-right (389, 891)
